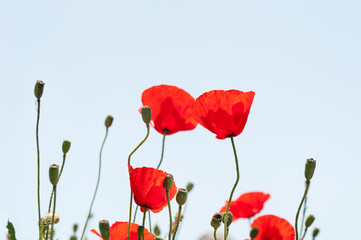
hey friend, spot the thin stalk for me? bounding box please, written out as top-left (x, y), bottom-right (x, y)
top-left (300, 196), bottom-right (308, 236)
top-left (50, 186), bottom-right (57, 240)
top-left (166, 190), bottom-right (172, 240)
top-left (148, 211), bottom-right (152, 234)
top-left (223, 135), bottom-right (240, 240)
top-left (142, 208), bottom-right (147, 227)
top-left (301, 227), bottom-right (308, 240)
top-left (80, 128), bottom-right (109, 240)
top-left (128, 126), bottom-right (150, 240)
top-left (172, 206), bottom-right (182, 240)
top-left (36, 99), bottom-right (41, 238)
top-left (48, 153), bottom-right (67, 213)
top-left (295, 181), bottom-right (310, 240)
top-left (213, 229), bottom-right (217, 240)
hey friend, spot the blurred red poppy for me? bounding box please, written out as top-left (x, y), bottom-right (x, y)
top-left (220, 192), bottom-right (270, 220)
top-left (141, 85), bottom-right (197, 135)
top-left (128, 165), bottom-right (177, 213)
top-left (249, 215), bottom-right (295, 240)
top-left (192, 90), bottom-right (255, 139)
top-left (91, 221), bottom-right (155, 240)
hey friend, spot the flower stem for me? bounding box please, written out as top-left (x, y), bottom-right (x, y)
top-left (156, 131), bottom-right (167, 169)
top-left (223, 135), bottom-right (240, 240)
top-left (36, 99), bottom-right (41, 238)
top-left (166, 190), bottom-right (172, 240)
top-left (295, 181), bottom-right (310, 240)
top-left (300, 195), bottom-right (308, 236)
top-left (48, 153), bottom-right (67, 213)
top-left (300, 226), bottom-right (308, 240)
top-left (80, 128), bottom-right (109, 240)
top-left (128, 126), bottom-right (150, 240)
top-left (148, 211), bottom-right (152, 234)
top-left (213, 229), bottom-right (217, 240)
top-left (142, 208), bottom-right (147, 227)
top-left (50, 186), bottom-right (57, 240)
top-left (172, 206), bottom-right (182, 240)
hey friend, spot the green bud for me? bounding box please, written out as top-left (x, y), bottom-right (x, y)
top-left (137, 226), bottom-right (144, 239)
top-left (312, 228), bottom-right (320, 238)
top-left (163, 174), bottom-right (174, 190)
top-left (99, 220), bottom-right (110, 240)
top-left (305, 158), bottom-right (316, 181)
top-left (305, 214), bottom-right (315, 228)
top-left (250, 227), bottom-right (259, 239)
top-left (62, 140), bottom-right (71, 154)
top-left (34, 80), bottom-right (45, 99)
top-left (210, 213), bottom-right (222, 230)
top-left (221, 212), bottom-right (233, 227)
top-left (154, 224), bottom-right (161, 236)
top-left (141, 106), bottom-right (152, 125)
top-left (186, 182), bottom-right (194, 192)
top-left (49, 164), bottom-right (59, 186)
top-left (73, 223), bottom-right (78, 233)
top-left (176, 188), bottom-right (188, 206)
top-left (70, 236), bottom-right (77, 240)
top-left (105, 115), bottom-right (114, 128)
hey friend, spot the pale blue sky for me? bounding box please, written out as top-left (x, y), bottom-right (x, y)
top-left (1, 1), bottom-right (360, 239)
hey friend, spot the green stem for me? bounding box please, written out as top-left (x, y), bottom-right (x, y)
top-left (50, 186), bottom-right (57, 240)
top-left (133, 207), bottom-right (138, 223)
top-left (301, 227), bottom-right (308, 240)
top-left (156, 131), bottom-right (167, 169)
top-left (48, 153), bottom-right (67, 213)
top-left (166, 190), bottom-right (172, 240)
top-left (295, 181), bottom-right (310, 240)
top-left (148, 211), bottom-right (152, 234)
top-left (223, 135), bottom-right (240, 240)
top-left (36, 99), bottom-right (41, 238)
top-left (142, 208), bottom-right (147, 227)
top-left (300, 195), bottom-right (307, 236)
top-left (172, 206), bottom-right (182, 240)
top-left (80, 128), bottom-right (109, 240)
top-left (128, 126), bottom-right (150, 240)
top-left (213, 229), bottom-right (217, 240)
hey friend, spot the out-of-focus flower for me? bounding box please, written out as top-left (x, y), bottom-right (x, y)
top-left (192, 90), bottom-right (255, 139)
top-left (128, 165), bottom-right (177, 213)
top-left (249, 215), bottom-right (295, 240)
top-left (141, 85), bottom-right (197, 135)
top-left (91, 221), bottom-right (155, 240)
top-left (220, 192), bottom-right (270, 220)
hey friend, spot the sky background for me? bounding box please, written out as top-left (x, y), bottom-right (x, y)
top-left (1, 0), bottom-right (361, 239)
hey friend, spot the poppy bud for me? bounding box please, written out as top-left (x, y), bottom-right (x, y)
top-left (221, 212), bottom-right (233, 227)
top-left (176, 188), bottom-right (188, 206)
top-left (44, 212), bottom-right (60, 224)
top-left (250, 227), bottom-right (259, 239)
top-left (154, 224), bottom-right (161, 236)
top-left (34, 80), bottom-right (45, 99)
top-left (141, 106), bottom-right (152, 125)
top-left (210, 213), bottom-right (222, 230)
top-left (137, 226), bottom-right (144, 239)
top-left (73, 223), bottom-right (78, 233)
top-left (305, 158), bottom-right (316, 181)
top-left (62, 140), bottom-right (71, 154)
top-left (305, 214), bottom-right (315, 227)
top-left (312, 228), bottom-right (320, 238)
top-left (49, 164), bottom-right (59, 186)
top-left (105, 115), bottom-right (114, 128)
top-left (70, 236), bottom-right (77, 240)
top-left (163, 174), bottom-right (174, 190)
top-left (186, 182), bottom-right (194, 192)
top-left (99, 220), bottom-right (110, 240)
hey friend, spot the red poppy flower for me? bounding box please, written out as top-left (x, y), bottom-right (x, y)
top-left (249, 215), bottom-right (295, 240)
top-left (192, 90), bottom-right (255, 139)
top-left (91, 221), bottom-right (155, 240)
top-left (220, 192), bottom-right (270, 220)
top-left (128, 165), bottom-right (177, 213)
top-left (141, 85), bottom-right (197, 135)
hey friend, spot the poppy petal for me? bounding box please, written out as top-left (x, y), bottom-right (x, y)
top-left (251, 215), bottom-right (295, 240)
top-left (91, 222), bottom-right (155, 240)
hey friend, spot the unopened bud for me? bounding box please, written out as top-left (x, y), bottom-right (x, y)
top-left (305, 158), bottom-right (316, 181)
top-left (305, 214), bottom-right (315, 227)
top-left (99, 220), bottom-right (110, 240)
top-left (163, 174), bottom-right (174, 190)
top-left (34, 80), bottom-right (45, 99)
top-left (70, 236), bottom-right (77, 240)
top-left (73, 223), bottom-right (78, 233)
top-left (141, 106), bottom-right (152, 125)
top-left (154, 224), bottom-right (161, 236)
top-left (312, 228), bottom-right (320, 238)
top-left (44, 212), bottom-right (60, 224)
top-left (250, 227), bottom-right (259, 239)
top-left (186, 182), bottom-right (194, 192)
top-left (105, 115), bottom-right (113, 128)
top-left (210, 213), bottom-right (222, 230)
top-left (137, 226), bottom-right (144, 239)
top-left (49, 164), bottom-right (59, 186)
top-left (221, 212), bottom-right (233, 227)
top-left (176, 188), bottom-right (188, 206)
top-left (62, 140), bottom-right (71, 154)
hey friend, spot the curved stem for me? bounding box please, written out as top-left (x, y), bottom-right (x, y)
top-left (36, 99), bottom-right (41, 238)
top-left (300, 195), bottom-right (307, 236)
top-left (301, 227), bottom-right (308, 240)
top-left (172, 206), bottom-right (182, 240)
top-left (166, 190), bottom-right (172, 240)
top-left (50, 186), bottom-right (57, 240)
top-left (295, 181), bottom-right (310, 240)
top-left (213, 229), bottom-right (217, 240)
top-left (48, 153), bottom-right (67, 213)
top-left (128, 126), bottom-right (150, 240)
top-left (223, 136), bottom-right (240, 240)
top-left (80, 128), bottom-right (109, 240)
top-left (156, 131), bottom-right (167, 169)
